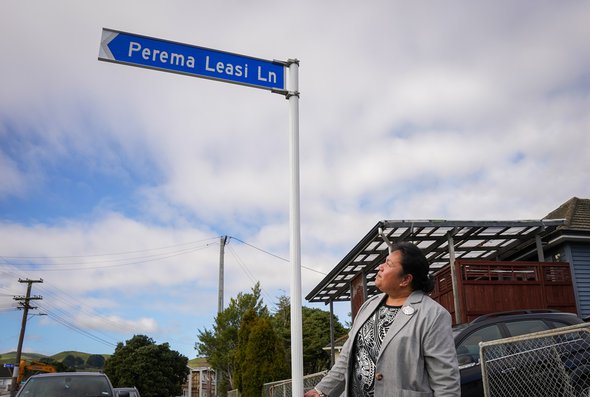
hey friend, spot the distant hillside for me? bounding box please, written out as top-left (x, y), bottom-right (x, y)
top-left (50, 351), bottom-right (110, 362)
top-left (0, 351), bottom-right (110, 369)
top-left (0, 352), bottom-right (48, 364)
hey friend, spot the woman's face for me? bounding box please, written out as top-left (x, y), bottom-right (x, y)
top-left (375, 250), bottom-right (411, 294)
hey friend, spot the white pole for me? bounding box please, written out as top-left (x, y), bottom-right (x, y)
top-left (287, 59), bottom-right (304, 397)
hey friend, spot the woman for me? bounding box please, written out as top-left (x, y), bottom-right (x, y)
top-left (304, 242), bottom-right (460, 397)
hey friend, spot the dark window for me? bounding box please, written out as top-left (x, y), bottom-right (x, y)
top-left (505, 320), bottom-right (551, 337)
top-left (457, 325), bottom-right (503, 361)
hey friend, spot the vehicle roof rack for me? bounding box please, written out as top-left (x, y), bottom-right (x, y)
top-left (471, 309), bottom-right (562, 323)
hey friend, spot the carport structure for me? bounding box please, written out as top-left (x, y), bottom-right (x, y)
top-left (305, 219), bottom-right (564, 361)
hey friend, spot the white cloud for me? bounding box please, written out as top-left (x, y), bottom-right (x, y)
top-left (77, 314), bottom-right (159, 334)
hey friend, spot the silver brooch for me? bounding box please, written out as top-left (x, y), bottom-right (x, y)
top-left (402, 306), bottom-right (415, 315)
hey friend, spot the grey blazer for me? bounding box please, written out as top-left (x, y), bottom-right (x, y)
top-left (316, 291), bottom-right (460, 397)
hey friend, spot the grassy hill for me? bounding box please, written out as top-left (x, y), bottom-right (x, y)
top-left (0, 351), bottom-right (110, 369)
top-left (50, 351), bottom-right (109, 362)
top-left (0, 352), bottom-right (48, 364)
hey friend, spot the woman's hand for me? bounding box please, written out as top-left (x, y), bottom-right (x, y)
top-left (304, 388), bottom-right (325, 397)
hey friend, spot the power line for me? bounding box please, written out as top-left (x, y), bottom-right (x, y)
top-left (226, 245), bottom-right (275, 305)
top-left (0, 237), bottom-right (220, 260)
top-left (229, 237), bottom-right (290, 262)
top-left (38, 305), bottom-right (117, 348)
top-left (3, 270), bottom-right (125, 352)
top-left (226, 246), bottom-right (258, 285)
top-left (1, 236), bottom-right (327, 274)
top-left (0, 241), bottom-right (217, 271)
top-left (35, 288), bottom-right (124, 342)
top-left (229, 236), bottom-right (327, 275)
top-left (11, 244), bottom-right (211, 266)
top-left (0, 234), bottom-right (329, 355)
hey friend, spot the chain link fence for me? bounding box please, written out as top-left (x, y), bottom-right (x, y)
top-left (480, 322), bottom-right (590, 397)
top-left (261, 371), bottom-right (327, 397)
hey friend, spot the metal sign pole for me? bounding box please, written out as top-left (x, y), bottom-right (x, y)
top-left (286, 59), bottom-right (304, 397)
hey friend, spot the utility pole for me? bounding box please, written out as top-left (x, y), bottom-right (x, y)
top-left (10, 278), bottom-right (43, 397)
top-left (217, 236), bottom-right (228, 314)
top-left (216, 236), bottom-right (228, 397)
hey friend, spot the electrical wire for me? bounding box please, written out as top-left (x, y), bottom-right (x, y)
top-left (0, 234), bottom-right (328, 353)
top-left (2, 235), bottom-right (288, 343)
top-left (229, 236), bottom-right (327, 275)
top-left (2, 236), bottom-right (326, 274)
top-left (37, 303), bottom-right (117, 348)
top-left (0, 240), bottom-right (218, 271)
top-left (228, 237), bottom-right (289, 262)
top-left (1, 258), bottom-right (143, 351)
top-left (35, 285), bottom-right (128, 342)
top-left (0, 237), bottom-right (220, 260)
top-left (226, 245), bottom-right (275, 304)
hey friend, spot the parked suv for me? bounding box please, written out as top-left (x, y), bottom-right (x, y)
top-left (454, 310), bottom-right (586, 397)
top-left (16, 372), bottom-right (116, 397)
top-left (114, 387), bottom-right (141, 397)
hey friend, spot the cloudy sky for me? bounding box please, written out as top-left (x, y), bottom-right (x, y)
top-left (1, 1), bottom-right (589, 360)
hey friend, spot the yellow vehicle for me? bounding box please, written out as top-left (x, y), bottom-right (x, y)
top-left (17, 359), bottom-right (57, 384)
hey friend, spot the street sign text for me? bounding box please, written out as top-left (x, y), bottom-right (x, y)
top-left (99, 28), bottom-right (285, 92)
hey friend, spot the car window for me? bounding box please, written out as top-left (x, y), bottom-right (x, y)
top-left (457, 324), bottom-right (503, 361)
top-left (546, 320), bottom-right (573, 329)
top-left (504, 320), bottom-right (551, 337)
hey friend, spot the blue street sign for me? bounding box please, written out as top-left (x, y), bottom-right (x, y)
top-left (3, 363), bottom-right (15, 368)
top-left (99, 28), bottom-right (286, 92)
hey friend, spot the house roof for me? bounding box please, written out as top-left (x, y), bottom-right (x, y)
top-left (188, 357), bottom-right (211, 369)
top-left (305, 218), bottom-right (564, 304)
top-left (544, 197), bottom-right (590, 231)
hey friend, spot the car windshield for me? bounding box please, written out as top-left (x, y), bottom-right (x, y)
top-left (18, 375), bottom-right (112, 397)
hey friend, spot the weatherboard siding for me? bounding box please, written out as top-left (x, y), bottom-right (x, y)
top-left (571, 243), bottom-right (590, 319)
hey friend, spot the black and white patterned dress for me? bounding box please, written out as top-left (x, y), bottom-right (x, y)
top-left (350, 303), bottom-right (401, 397)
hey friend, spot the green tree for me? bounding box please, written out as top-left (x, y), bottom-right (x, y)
top-left (271, 295), bottom-right (291, 359)
top-left (235, 309), bottom-right (289, 397)
top-left (272, 295), bottom-right (348, 374)
top-left (195, 282), bottom-right (268, 395)
top-left (86, 354), bottom-right (106, 369)
top-left (39, 357), bottom-right (69, 372)
top-left (62, 354), bottom-right (82, 369)
top-left (105, 335), bottom-right (189, 397)
top-left (302, 307), bottom-right (347, 373)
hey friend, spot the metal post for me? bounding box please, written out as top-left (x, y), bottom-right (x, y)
top-left (447, 234), bottom-right (462, 324)
top-left (329, 301), bottom-right (335, 367)
top-left (287, 59), bottom-right (304, 397)
top-left (535, 235), bottom-right (545, 262)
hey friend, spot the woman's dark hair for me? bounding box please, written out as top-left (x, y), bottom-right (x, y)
top-left (391, 241), bottom-right (434, 293)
